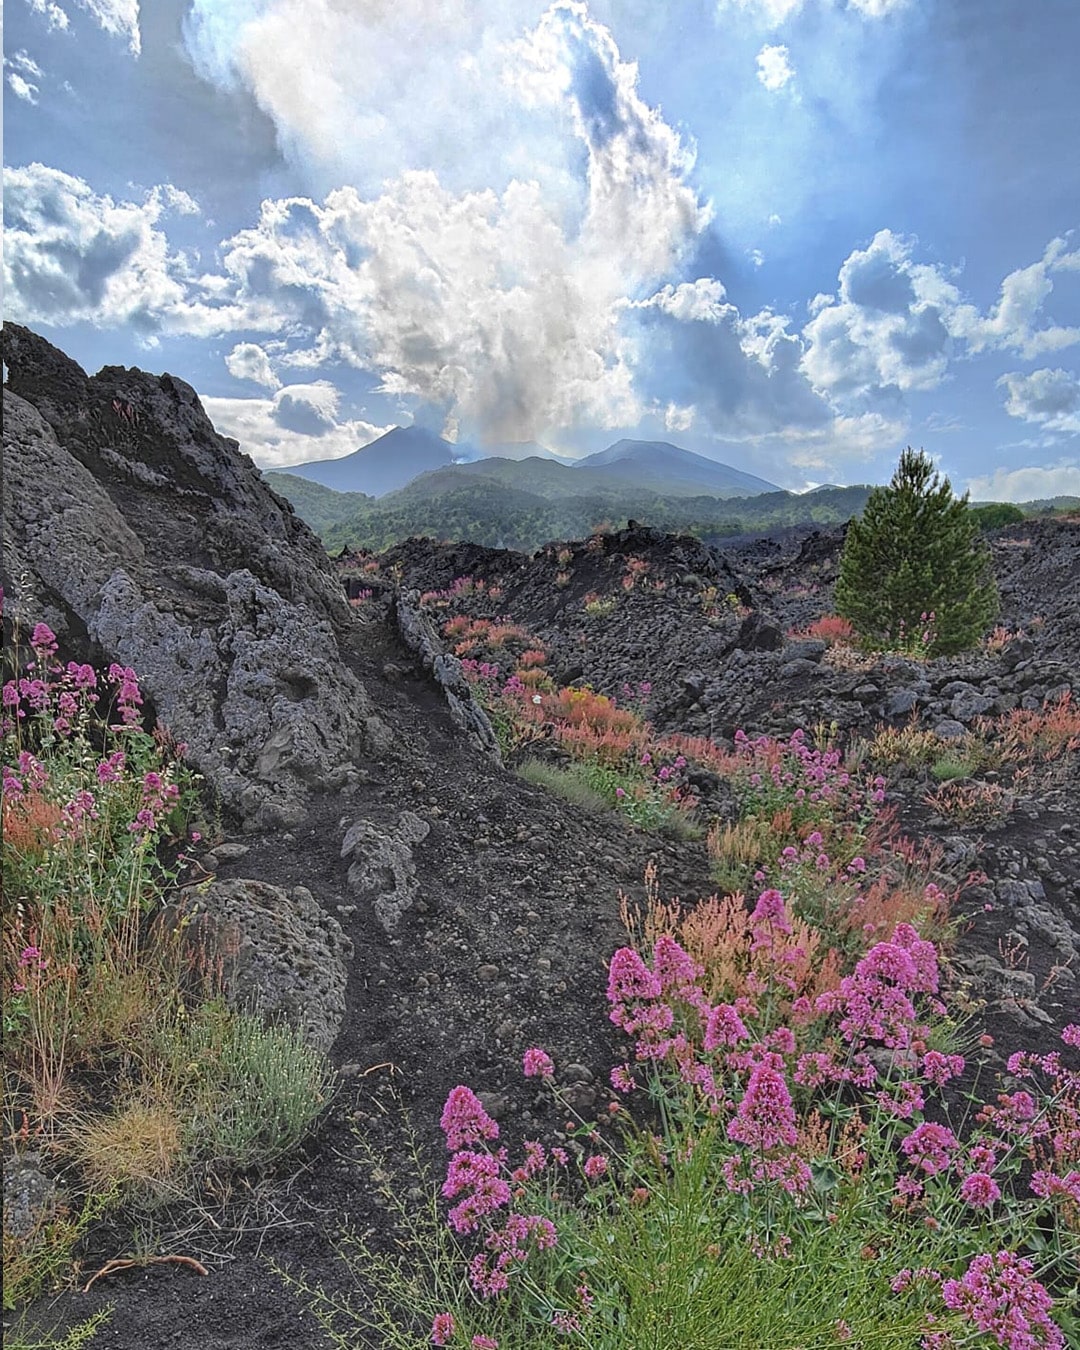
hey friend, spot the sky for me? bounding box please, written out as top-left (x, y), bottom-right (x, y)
top-left (3, 0), bottom-right (1080, 498)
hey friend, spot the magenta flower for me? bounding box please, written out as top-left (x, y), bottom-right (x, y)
top-left (942, 1251), bottom-right (1063, 1350)
top-left (749, 888), bottom-right (792, 934)
top-left (728, 1059), bottom-right (797, 1150)
top-left (1061, 1024), bottom-right (1080, 1048)
top-left (704, 1003), bottom-right (749, 1051)
top-left (583, 1154), bottom-right (609, 1180)
top-left (439, 1086), bottom-right (499, 1151)
top-left (471, 1337), bottom-right (499, 1349)
top-left (607, 947), bottom-right (662, 1007)
top-left (431, 1312), bottom-right (456, 1345)
top-left (901, 1122), bottom-right (958, 1177)
top-left (30, 623), bottom-right (58, 655)
top-left (522, 1047), bottom-right (554, 1079)
top-left (959, 1172), bottom-right (1001, 1208)
top-left (652, 935), bottom-right (700, 992)
top-left (442, 1151), bottom-right (511, 1233)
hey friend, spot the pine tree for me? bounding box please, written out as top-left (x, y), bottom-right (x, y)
top-left (835, 448), bottom-right (998, 657)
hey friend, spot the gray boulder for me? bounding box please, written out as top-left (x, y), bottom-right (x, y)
top-left (173, 878), bottom-right (353, 1054)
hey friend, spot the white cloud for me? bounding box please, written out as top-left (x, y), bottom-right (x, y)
top-left (3, 164), bottom-right (246, 336)
top-left (965, 464), bottom-right (1080, 503)
top-left (998, 368), bottom-right (1080, 433)
top-left (756, 43), bottom-right (794, 90)
top-left (225, 342), bottom-right (281, 390)
top-left (664, 402), bottom-right (696, 433)
top-left (26, 0), bottom-right (140, 51)
top-left (25, 0), bottom-right (70, 32)
top-left (185, 0), bottom-right (551, 197)
top-left (722, 0), bottom-right (804, 24)
top-left (7, 72), bottom-right (40, 103)
top-left (199, 388), bottom-right (391, 471)
top-left (202, 6), bottom-right (711, 442)
top-left (76, 0), bottom-right (140, 53)
top-left (6, 50), bottom-right (44, 102)
top-left (720, 0), bottom-right (908, 23)
top-left (800, 229), bottom-right (954, 403)
top-left (947, 238), bottom-right (1080, 359)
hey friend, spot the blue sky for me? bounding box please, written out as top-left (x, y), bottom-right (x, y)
top-left (4, 0), bottom-right (1079, 497)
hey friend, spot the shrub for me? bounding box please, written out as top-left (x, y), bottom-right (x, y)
top-left (969, 501), bottom-right (1026, 530)
top-left (835, 448), bottom-right (998, 656)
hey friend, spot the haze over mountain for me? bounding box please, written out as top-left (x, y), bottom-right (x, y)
top-left (574, 440), bottom-right (780, 498)
top-left (277, 425), bottom-right (464, 497)
top-left (279, 428), bottom-right (779, 500)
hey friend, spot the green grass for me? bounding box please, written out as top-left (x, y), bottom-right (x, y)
top-left (516, 758), bottom-right (615, 815)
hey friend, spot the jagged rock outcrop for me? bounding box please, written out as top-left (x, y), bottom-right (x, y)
top-left (2, 324), bottom-right (390, 829)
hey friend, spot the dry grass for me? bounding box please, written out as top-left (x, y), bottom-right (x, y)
top-left (70, 1097), bottom-right (184, 1194)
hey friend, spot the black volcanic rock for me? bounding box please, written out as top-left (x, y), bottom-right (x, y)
top-left (2, 323), bottom-right (390, 829)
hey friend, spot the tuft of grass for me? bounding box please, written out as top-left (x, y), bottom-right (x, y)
top-left (155, 1000), bottom-right (335, 1170)
top-left (516, 758), bottom-right (613, 815)
top-left (929, 753), bottom-right (978, 782)
top-left (69, 1097), bottom-right (183, 1197)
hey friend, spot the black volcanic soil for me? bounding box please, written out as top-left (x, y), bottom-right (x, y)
top-left (16, 517), bottom-right (1080, 1349)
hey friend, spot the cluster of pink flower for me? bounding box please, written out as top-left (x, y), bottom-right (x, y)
top-left (459, 659), bottom-right (501, 683)
top-left (816, 922), bottom-right (940, 1051)
top-left (437, 1085), bottom-right (560, 1301)
top-left (940, 1251), bottom-right (1063, 1350)
top-left (128, 769), bottom-right (180, 838)
top-left (733, 727), bottom-right (887, 818)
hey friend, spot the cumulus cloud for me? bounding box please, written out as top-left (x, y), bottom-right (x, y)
top-left (998, 368), bottom-right (1080, 433)
top-left (25, 0), bottom-right (70, 32)
top-left (947, 238), bottom-right (1080, 360)
top-left (225, 341), bottom-right (281, 390)
top-left (756, 43), bottom-right (794, 90)
top-left (184, 0), bottom-right (555, 197)
top-left (801, 231), bottom-right (1080, 410)
top-left (800, 229), bottom-right (954, 404)
top-left (26, 0), bottom-right (140, 52)
top-left (199, 388), bottom-right (391, 470)
top-left (202, 5), bottom-right (710, 442)
top-left (3, 164), bottom-right (246, 336)
top-left (6, 50), bottom-right (43, 102)
top-left (965, 463), bottom-right (1080, 503)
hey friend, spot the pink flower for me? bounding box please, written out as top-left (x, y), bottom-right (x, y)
top-left (728, 1060), bottom-right (797, 1150)
top-left (610, 1064), bottom-right (636, 1094)
top-left (607, 947), bottom-right (662, 1007)
top-left (750, 888), bottom-right (792, 934)
top-left (901, 1122), bottom-right (958, 1177)
top-left (941, 1251), bottom-right (1063, 1350)
top-left (440, 1086), bottom-right (500, 1151)
top-left (583, 1154), bottom-right (609, 1180)
top-left (442, 1151), bottom-right (511, 1233)
top-left (1061, 1024), bottom-right (1080, 1048)
top-left (30, 623), bottom-right (58, 655)
top-left (704, 1003), bottom-right (749, 1051)
top-left (959, 1172), bottom-right (1001, 1208)
top-left (652, 935), bottom-right (700, 992)
top-left (922, 1050), bottom-right (965, 1087)
top-left (431, 1312), bottom-right (456, 1345)
top-left (522, 1048), bottom-right (554, 1079)
top-left (471, 1338), bottom-right (499, 1349)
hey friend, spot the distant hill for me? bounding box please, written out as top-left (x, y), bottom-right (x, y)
top-left (477, 440), bottom-right (574, 464)
top-left (275, 429), bottom-right (777, 500)
top-left (276, 425), bottom-right (466, 497)
top-left (573, 439), bottom-right (780, 498)
top-left (266, 462), bottom-right (875, 552)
